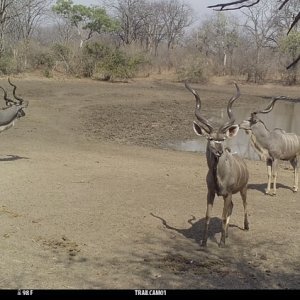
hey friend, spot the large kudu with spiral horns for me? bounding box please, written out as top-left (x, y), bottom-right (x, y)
top-left (0, 78), bottom-right (28, 133)
top-left (240, 96), bottom-right (300, 195)
top-left (185, 82), bottom-right (249, 247)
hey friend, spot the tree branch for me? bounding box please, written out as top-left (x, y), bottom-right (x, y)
top-left (278, 0), bottom-right (290, 11)
top-left (287, 11), bottom-right (300, 34)
top-left (207, 0), bottom-right (260, 11)
top-left (287, 54), bottom-right (300, 70)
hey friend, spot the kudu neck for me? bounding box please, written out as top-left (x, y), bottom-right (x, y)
top-left (206, 143), bottom-right (232, 168)
top-left (251, 121), bottom-right (270, 140)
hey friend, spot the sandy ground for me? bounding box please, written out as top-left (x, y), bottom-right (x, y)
top-left (0, 76), bottom-right (299, 290)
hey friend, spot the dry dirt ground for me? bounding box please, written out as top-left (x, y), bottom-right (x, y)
top-left (0, 76), bottom-right (299, 290)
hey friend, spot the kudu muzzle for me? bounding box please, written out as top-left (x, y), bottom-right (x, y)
top-left (210, 140), bottom-right (224, 157)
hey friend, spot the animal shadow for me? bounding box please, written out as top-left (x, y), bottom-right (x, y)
top-left (150, 213), bottom-right (223, 246)
top-left (0, 155), bottom-right (29, 162)
top-left (248, 182), bottom-right (293, 194)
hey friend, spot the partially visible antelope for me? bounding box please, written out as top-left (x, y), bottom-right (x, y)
top-left (239, 97), bottom-right (300, 196)
top-left (185, 82), bottom-right (249, 247)
top-left (0, 78), bottom-right (28, 133)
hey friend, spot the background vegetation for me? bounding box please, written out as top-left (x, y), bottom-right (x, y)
top-left (0, 0), bottom-right (299, 84)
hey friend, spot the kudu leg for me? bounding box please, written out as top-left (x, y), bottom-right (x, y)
top-left (202, 191), bottom-right (215, 247)
top-left (290, 157), bottom-right (299, 192)
top-left (226, 201), bottom-right (234, 238)
top-left (219, 194), bottom-right (232, 247)
top-left (272, 160), bottom-right (279, 195)
top-left (241, 186), bottom-right (249, 230)
top-left (266, 159), bottom-right (272, 195)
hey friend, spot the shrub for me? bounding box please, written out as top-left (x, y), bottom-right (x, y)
top-left (52, 43), bottom-right (72, 73)
top-left (176, 55), bottom-right (210, 83)
top-left (32, 51), bottom-right (54, 69)
top-left (0, 54), bottom-right (17, 75)
top-left (82, 42), bottom-right (145, 80)
top-left (82, 42), bottom-right (111, 77)
top-left (29, 49), bottom-right (55, 77)
top-left (96, 49), bottom-right (144, 80)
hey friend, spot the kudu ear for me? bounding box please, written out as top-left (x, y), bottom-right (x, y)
top-left (193, 121), bottom-right (210, 137)
top-left (226, 125), bottom-right (239, 138)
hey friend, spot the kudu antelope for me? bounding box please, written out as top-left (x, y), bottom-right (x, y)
top-left (185, 82), bottom-right (249, 247)
top-left (0, 78), bottom-right (28, 133)
top-left (240, 97), bottom-right (300, 196)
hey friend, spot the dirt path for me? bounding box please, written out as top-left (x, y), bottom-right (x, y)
top-left (0, 77), bottom-right (299, 289)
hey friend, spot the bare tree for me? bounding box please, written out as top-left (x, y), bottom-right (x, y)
top-left (208, 0), bottom-right (300, 69)
top-left (13, 0), bottom-right (50, 42)
top-left (141, 2), bottom-right (166, 56)
top-left (240, 1), bottom-right (278, 82)
top-left (0, 0), bottom-right (19, 57)
top-left (10, 0), bottom-right (51, 67)
top-left (108, 0), bottom-right (193, 56)
top-left (160, 0), bottom-right (193, 50)
top-left (50, 13), bottom-right (75, 46)
top-left (109, 0), bottom-right (149, 45)
top-left (194, 13), bottom-right (239, 75)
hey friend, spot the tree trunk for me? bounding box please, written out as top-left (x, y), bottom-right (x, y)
top-left (223, 51), bottom-right (227, 76)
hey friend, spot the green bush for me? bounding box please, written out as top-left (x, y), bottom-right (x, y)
top-left (29, 50), bottom-right (55, 77)
top-left (176, 55), bottom-right (209, 83)
top-left (0, 54), bottom-right (17, 75)
top-left (82, 42), bottom-right (144, 80)
top-left (96, 49), bottom-right (144, 80)
top-left (52, 43), bottom-right (71, 59)
top-left (52, 43), bottom-right (73, 73)
top-left (34, 52), bottom-right (55, 69)
top-left (82, 42), bottom-right (111, 77)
